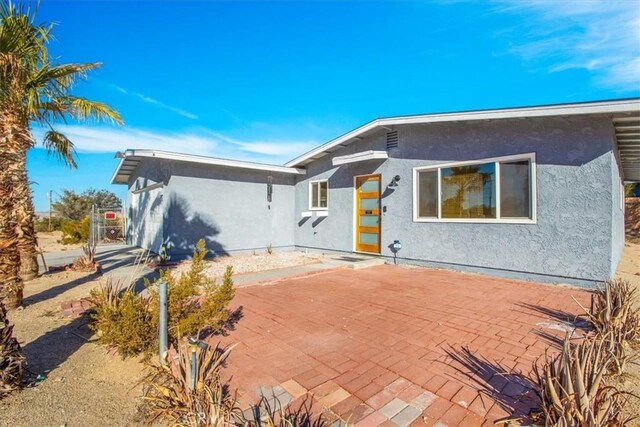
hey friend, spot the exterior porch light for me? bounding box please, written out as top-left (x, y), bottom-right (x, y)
top-left (392, 240), bottom-right (402, 265)
top-left (388, 175), bottom-right (401, 187)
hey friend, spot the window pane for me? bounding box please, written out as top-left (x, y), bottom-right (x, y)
top-left (311, 182), bottom-right (319, 208)
top-left (360, 215), bottom-right (378, 227)
top-left (360, 198), bottom-right (379, 210)
top-left (418, 170), bottom-right (438, 218)
top-left (441, 163), bottom-right (496, 219)
top-left (500, 161), bottom-right (530, 218)
top-left (359, 232), bottom-right (378, 245)
top-left (360, 180), bottom-right (379, 192)
top-left (319, 181), bottom-right (328, 208)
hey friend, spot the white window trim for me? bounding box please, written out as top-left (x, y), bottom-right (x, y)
top-left (412, 153), bottom-right (537, 224)
top-left (309, 179), bottom-right (329, 211)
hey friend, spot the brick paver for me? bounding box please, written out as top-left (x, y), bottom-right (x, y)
top-left (212, 264), bottom-right (590, 426)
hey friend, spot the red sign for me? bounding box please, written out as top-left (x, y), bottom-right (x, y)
top-left (104, 211), bottom-right (117, 220)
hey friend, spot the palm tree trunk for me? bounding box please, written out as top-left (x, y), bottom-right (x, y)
top-left (0, 299), bottom-right (24, 396)
top-left (0, 115), bottom-right (25, 309)
top-left (16, 154), bottom-right (39, 281)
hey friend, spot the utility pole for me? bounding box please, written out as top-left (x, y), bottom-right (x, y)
top-left (48, 190), bottom-right (53, 232)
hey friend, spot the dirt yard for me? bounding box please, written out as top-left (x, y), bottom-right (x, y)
top-left (626, 197), bottom-right (640, 242)
top-left (615, 240), bottom-right (640, 423)
top-left (0, 269), bottom-right (145, 427)
top-left (37, 230), bottom-right (83, 252)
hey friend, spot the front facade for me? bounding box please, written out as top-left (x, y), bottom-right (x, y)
top-left (112, 99), bottom-right (640, 286)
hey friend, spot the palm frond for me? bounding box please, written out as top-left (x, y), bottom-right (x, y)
top-left (26, 62), bottom-right (101, 91)
top-left (62, 96), bottom-right (123, 125)
top-left (0, 2), bottom-right (51, 61)
top-left (43, 129), bottom-right (77, 168)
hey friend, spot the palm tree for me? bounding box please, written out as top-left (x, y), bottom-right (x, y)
top-left (0, 2), bottom-right (122, 307)
top-left (0, 299), bottom-right (24, 396)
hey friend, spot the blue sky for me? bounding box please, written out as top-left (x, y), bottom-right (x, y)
top-left (28, 0), bottom-right (640, 211)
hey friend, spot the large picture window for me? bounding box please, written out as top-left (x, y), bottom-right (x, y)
top-left (413, 153), bottom-right (536, 223)
top-left (309, 180), bottom-right (328, 210)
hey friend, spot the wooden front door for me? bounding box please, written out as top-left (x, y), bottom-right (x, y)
top-left (355, 174), bottom-right (381, 253)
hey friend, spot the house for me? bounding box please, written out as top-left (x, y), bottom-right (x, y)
top-left (111, 98), bottom-right (640, 286)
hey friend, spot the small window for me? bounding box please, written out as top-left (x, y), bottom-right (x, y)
top-left (309, 180), bottom-right (328, 210)
top-left (413, 153), bottom-right (535, 223)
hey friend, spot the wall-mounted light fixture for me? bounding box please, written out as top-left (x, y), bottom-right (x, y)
top-left (388, 175), bottom-right (401, 187)
top-left (267, 176), bottom-right (273, 203)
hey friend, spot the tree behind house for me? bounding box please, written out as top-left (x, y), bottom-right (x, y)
top-left (53, 188), bottom-right (122, 221)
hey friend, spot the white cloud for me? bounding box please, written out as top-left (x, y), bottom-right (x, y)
top-left (206, 132), bottom-right (320, 157)
top-left (33, 125), bottom-right (319, 165)
top-left (111, 84), bottom-right (199, 120)
top-left (494, 0), bottom-right (640, 90)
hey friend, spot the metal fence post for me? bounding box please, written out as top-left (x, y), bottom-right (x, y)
top-left (159, 280), bottom-right (168, 365)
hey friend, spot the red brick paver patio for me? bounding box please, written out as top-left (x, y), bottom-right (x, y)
top-left (214, 264), bottom-right (591, 426)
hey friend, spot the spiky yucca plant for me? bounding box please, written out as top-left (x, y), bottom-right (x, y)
top-left (244, 395), bottom-right (329, 427)
top-left (575, 279), bottom-right (640, 374)
top-left (0, 301), bottom-right (24, 398)
top-left (532, 334), bottom-right (631, 426)
top-left (141, 341), bottom-right (239, 426)
top-left (72, 240), bottom-right (98, 271)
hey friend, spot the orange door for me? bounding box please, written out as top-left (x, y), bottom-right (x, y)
top-left (355, 175), bottom-right (381, 253)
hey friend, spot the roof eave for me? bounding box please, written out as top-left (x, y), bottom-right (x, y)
top-left (285, 98), bottom-right (640, 168)
top-left (111, 149), bottom-right (306, 186)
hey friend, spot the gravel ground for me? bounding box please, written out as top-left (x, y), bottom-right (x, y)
top-left (172, 251), bottom-right (322, 278)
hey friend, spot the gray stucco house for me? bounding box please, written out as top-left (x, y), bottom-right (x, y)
top-left (112, 99), bottom-right (640, 286)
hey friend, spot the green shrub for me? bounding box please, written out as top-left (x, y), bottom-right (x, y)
top-left (89, 278), bottom-right (153, 358)
top-left (147, 239), bottom-right (236, 346)
top-left (89, 239), bottom-right (236, 358)
top-left (34, 216), bottom-right (64, 233)
top-left (59, 216), bottom-right (90, 245)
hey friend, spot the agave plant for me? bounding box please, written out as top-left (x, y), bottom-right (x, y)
top-left (0, 301), bottom-right (24, 398)
top-left (575, 279), bottom-right (640, 374)
top-left (72, 240), bottom-right (98, 272)
top-left (244, 395), bottom-right (329, 427)
top-left (531, 334), bottom-right (631, 426)
top-left (141, 341), bottom-right (239, 426)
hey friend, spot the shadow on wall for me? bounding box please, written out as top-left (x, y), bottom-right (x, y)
top-left (163, 193), bottom-right (228, 259)
top-left (128, 179), bottom-right (165, 250)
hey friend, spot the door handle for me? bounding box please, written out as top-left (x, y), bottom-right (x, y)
top-left (365, 210), bottom-right (373, 214)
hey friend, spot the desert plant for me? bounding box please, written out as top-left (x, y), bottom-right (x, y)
top-left (147, 239), bottom-right (236, 347)
top-left (141, 341), bottom-right (239, 426)
top-left (244, 395), bottom-right (329, 427)
top-left (266, 244), bottom-right (273, 255)
top-left (0, 301), bottom-right (25, 398)
top-left (72, 240), bottom-right (98, 271)
top-left (89, 276), bottom-right (154, 358)
top-left (531, 334), bottom-right (632, 426)
top-left (59, 216), bottom-right (90, 245)
top-left (34, 216), bottom-right (64, 233)
top-left (575, 279), bottom-right (640, 374)
top-left (90, 240), bottom-right (235, 358)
